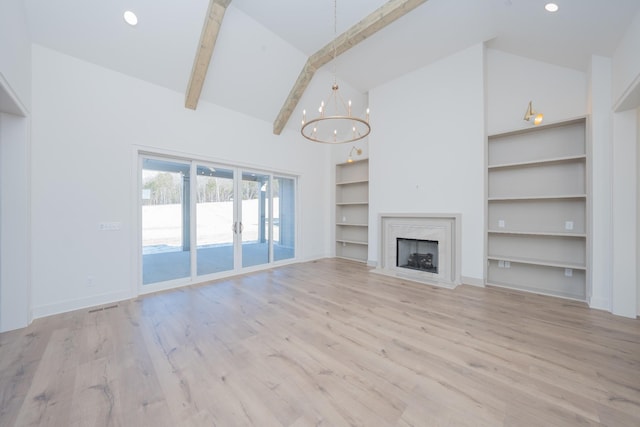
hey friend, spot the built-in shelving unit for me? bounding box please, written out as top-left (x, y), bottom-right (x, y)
top-left (336, 159), bottom-right (369, 262)
top-left (486, 118), bottom-right (588, 300)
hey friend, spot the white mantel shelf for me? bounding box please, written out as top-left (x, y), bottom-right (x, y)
top-left (372, 213), bottom-right (462, 289)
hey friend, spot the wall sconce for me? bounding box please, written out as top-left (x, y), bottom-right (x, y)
top-left (524, 101), bottom-right (544, 125)
top-left (347, 146), bottom-right (362, 163)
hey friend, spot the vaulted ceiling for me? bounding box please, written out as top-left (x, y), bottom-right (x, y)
top-left (23, 0), bottom-right (640, 132)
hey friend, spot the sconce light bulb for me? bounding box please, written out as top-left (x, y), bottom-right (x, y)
top-left (534, 113), bottom-right (543, 126)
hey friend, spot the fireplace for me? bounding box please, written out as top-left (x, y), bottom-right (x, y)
top-left (397, 238), bottom-right (438, 273)
top-left (372, 214), bottom-right (461, 288)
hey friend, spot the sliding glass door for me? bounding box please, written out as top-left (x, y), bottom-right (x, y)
top-left (274, 176), bottom-right (295, 262)
top-left (141, 158), bottom-right (191, 284)
top-left (196, 166), bottom-right (235, 275)
top-left (141, 155), bottom-right (296, 289)
top-left (241, 171), bottom-right (270, 268)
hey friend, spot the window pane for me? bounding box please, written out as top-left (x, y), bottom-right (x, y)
top-left (274, 176), bottom-right (295, 261)
top-left (196, 166), bottom-right (235, 275)
top-left (142, 158), bottom-right (191, 284)
top-left (241, 172), bottom-right (270, 268)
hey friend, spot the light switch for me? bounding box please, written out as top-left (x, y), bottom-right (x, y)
top-left (504, 261), bottom-right (511, 268)
top-left (498, 260), bottom-right (505, 268)
top-left (99, 222), bottom-right (122, 231)
top-left (564, 268), bottom-right (573, 277)
top-left (498, 219), bottom-right (505, 228)
top-left (565, 221), bottom-right (574, 231)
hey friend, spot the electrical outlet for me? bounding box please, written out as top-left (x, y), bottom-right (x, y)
top-left (565, 221), bottom-right (574, 231)
top-left (498, 219), bottom-right (505, 228)
top-left (564, 268), bottom-right (573, 277)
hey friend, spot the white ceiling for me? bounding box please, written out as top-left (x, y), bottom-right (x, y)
top-left (23, 0), bottom-right (640, 129)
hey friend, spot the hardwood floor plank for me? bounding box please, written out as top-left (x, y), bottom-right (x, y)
top-left (13, 327), bottom-right (80, 426)
top-left (1, 258), bottom-right (639, 426)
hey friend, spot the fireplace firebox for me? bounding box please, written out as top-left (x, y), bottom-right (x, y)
top-left (396, 238), bottom-right (438, 273)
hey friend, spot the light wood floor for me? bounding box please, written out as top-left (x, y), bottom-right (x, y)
top-left (1, 258), bottom-right (639, 426)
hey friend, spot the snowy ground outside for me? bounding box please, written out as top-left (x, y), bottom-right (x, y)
top-left (142, 199), bottom-right (280, 253)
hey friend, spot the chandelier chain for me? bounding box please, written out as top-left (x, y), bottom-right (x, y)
top-left (332, 0), bottom-right (337, 86)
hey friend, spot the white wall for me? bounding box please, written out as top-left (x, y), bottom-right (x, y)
top-left (0, 2), bottom-right (31, 332)
top-left (0, 1), bottom-right (31, 111)
top-left (30, 45), bottom-right (331, 318)
top-left (612, 9), bottom-right (640, 107)
top-left (610, 10), bottom-right (640, 318)
top-left (588, 56), bottom-right (613, 311)
top-left (637, 107), bottom-right (640, 316)
top-left (486, 49), bottom-right (587, 135)
top-left (611, 109), bottom-right (637, 318)
top-left (0, 113), bottom-right (31, 332)
top-left (368, 44), bottom-right (485, 282)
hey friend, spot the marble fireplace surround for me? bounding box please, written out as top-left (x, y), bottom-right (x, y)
top-left (372, 213), bottom-right (462, 288)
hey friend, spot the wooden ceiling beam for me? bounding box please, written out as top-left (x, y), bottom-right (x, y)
top-left (185, 0), bottom-right (233, 110)
top-left (273, 0), bottom-right (429, 135)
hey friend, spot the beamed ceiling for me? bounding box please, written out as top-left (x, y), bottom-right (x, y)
top-left (23, 0), bottom-right (640, 133)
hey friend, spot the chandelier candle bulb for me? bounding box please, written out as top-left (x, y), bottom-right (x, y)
top-left (348, 100), bottom-right (352, 116)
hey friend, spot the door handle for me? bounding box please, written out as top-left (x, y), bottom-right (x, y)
top-left (232, 222), bottom-right (237, 234)
top-left (239, 222), bottom-right (243, 233)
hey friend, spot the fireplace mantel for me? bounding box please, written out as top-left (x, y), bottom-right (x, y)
top-left (372, 213), bottom-right (462, 288)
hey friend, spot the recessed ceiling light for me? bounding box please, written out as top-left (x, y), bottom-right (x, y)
top-left (545, 3), bottom-right (559, 12)
top-left (123, 10), bottom-right (138, 26)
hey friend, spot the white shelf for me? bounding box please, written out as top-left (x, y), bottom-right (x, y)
top-left (336, 179), bottom-right (368, 186)
top-left (337, 223), bottom-right (368, 227)
top-left (336, 239), bottom-right (368, 246)
top-left (488, 117), bottom-right (587, 139)
top-left (336, 201), bottom-right (368, 206)
top-left (487, 256), bottom-right (586, 270)
top-left (486, 281), bottom-right (587, 302)
top-left (336, 255), bottom-right (368, 263)
top-left (488, 194), bottom-right (586, 202)
top-left (488, 230), bottom-right (586, 238)
top-left (488, 154), bottom-right (586, 170)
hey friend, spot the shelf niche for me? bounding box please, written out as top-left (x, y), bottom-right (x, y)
top-left (336, 159), bottom-right (369, 263)
top-left (486, 118), bottom-right (588, 300)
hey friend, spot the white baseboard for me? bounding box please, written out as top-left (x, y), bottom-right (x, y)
top-left (461, 276), bottom-right (485, 287)
top-left (31, 290), bottom-right (133, 320)
top-left (588, 296), bottom-right (611, 312)
top-left (367, 259), bottom-right (378, 268)
top-left (302, 254), bottom-right (333, 262)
